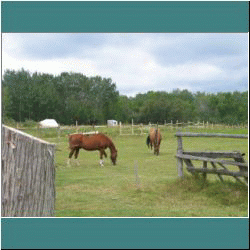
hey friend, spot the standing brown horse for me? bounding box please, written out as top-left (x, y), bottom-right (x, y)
top-left (146, 127), bottom-right (162, 155)
top-left (68, 133), bottom-right (117, 166)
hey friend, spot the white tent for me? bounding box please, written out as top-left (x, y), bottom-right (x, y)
top-left (107, 120), bottom-right (118, 126)
top-left (39, 119), bottom-right (59, 128)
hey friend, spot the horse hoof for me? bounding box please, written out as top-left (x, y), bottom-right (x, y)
top-left (100, 160), bottom-right (104, 167)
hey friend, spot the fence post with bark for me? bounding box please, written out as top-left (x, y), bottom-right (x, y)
top-left (1, 125), bottom-right (56, 217)
top-left (175, 132), bottom-right (248, 186)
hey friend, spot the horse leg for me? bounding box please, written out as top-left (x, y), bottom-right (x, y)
top-left (103, 150), bottom-right (107, 158)
top-left (99, 150), bottom-right (105, 167)
top-left (68, 148), bottom-right (75, 166)
top-left (74, 148), bottom-right (80, 166)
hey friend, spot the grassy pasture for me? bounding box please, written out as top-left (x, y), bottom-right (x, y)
top-left (25, 126), bottom-right (248, 217)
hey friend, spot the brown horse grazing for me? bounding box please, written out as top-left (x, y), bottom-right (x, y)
top-left (68, 133), bottom-right (117, 166)
top-left (146, 127), bottom-right (162, 155)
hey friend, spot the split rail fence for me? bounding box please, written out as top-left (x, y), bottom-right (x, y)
top-left (1, 125), bottom-right (56, 217)
top-left (175, 132), bottom-right (248, 186)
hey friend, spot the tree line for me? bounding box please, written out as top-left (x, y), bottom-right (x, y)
top-left (2, 69), bottom-right (248, 126)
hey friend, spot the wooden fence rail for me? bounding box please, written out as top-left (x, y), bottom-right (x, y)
top-left (175, 132), bottom-right (248, 186)
top-left (1, 125), bottom-right (56, 217)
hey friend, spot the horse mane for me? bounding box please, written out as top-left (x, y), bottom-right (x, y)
top-left (108, 137), bottom-right (117, 153)
top-left (97, 133), bottom-right (117, 153)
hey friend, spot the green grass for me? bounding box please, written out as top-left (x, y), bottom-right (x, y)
top-left (26, 127), bottom-right (248, 217)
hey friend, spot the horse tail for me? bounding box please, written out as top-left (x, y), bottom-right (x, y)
top-left (146, 135), bottom-right (150, 148)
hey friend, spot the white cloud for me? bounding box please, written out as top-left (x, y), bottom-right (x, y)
top-left (1, 33), bottom-right (248, 96)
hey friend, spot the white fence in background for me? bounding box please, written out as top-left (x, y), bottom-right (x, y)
top-left (118, 120), bottom-right (248, 136)
top-left (14, 120), bottom-right (248, 138)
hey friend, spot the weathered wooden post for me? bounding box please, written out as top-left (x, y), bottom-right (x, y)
top-left (140, 123), bottom-right (143, 135)
top-left (119, 121), bottom-right (122, 136)
top-left (203, 161), bottom-right (208, 181)
top-left (57, 126), bottom-right (61, 144)
top-left (132, 119), bottom-right (134, 135)
top-left (76, 120), bottom-right (79, 133)
top-left (1, 125), bottom-right (56, 217)
top-left (176, 133), bottom-right (184, 178)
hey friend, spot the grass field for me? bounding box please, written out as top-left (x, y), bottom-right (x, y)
top-left (26, 126), bottom-right (248, 217)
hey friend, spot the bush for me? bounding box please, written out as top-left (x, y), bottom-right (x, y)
top-left (23, 119), bottom-right (38, 128)
top-left (2, 117), bottom-right (17, 127)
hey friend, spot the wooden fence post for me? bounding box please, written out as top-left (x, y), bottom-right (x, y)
top-left (132, 119), bottom-right (134, 135)
top-left (177, 134), bottom-right (184, 178)
top-left (140, 123), bottom-right (143, 135)
top-left (119, 121), bottom-right (122, 136)
top-left (57, 126), bottom-right (61, 143)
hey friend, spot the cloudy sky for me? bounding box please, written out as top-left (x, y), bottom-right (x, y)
top-left (2, 33), bottom-right (248, 97)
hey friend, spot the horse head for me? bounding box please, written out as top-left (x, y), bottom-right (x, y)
top-left (153, 129), bottom-right (161, 155)
top-left (154, 145), bottom-right (160, 155)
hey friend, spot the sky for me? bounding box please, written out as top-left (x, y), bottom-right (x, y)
top-left (1, 33), bottom-right (248, 97)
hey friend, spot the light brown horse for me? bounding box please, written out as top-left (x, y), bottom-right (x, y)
top-left (68, 133), bottom-right (117, 166)
top-left (146, 127), bottom-right (162, 155)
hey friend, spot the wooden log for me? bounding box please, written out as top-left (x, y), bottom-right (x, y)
top-left (175, 132), bottom-right (248, 139)
top-left (217, 162), bottom-right (248, 185)
top-left (176, 153), bottom-right (248, 169)
top-left (183, 151), bottom-right (246, 159)
top-left (183, 158), bottom-right (195, 169)
top-left (233, 154), bottom-right (247, 173)
top-left (1, 125), bottom-right (56, 217)
top-left (210, 162), bottom-right (224, 182)
top-left (186, 167), bottom-right (248, 178)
